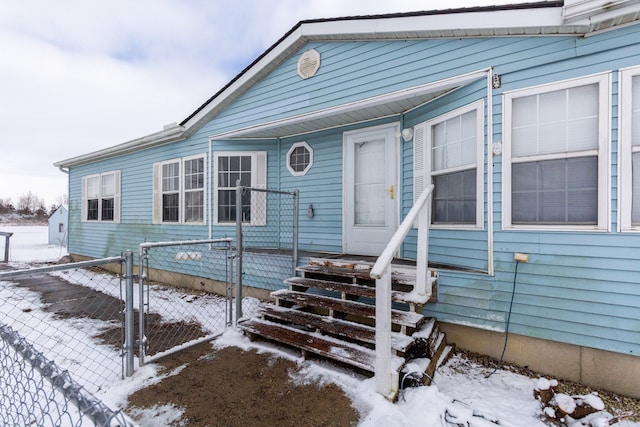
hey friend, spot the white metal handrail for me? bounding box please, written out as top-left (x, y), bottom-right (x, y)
top-left (370, 184), bottom-right (434, 399)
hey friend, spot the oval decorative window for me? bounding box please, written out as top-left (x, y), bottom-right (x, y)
top-left (287, 142), bottom-right (313, 176)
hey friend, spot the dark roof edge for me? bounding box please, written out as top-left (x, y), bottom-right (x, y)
top-left (179, 1), bottom-right (563, 126)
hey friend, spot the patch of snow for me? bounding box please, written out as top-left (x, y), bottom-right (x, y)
top-left (582, 393), bottom-right (606, 411)
top-left (536, 377), bottom-right (553, 390)
top-left (3, 227), bottom-right (640, 427)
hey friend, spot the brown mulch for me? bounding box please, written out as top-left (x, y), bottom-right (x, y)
top-left (126, 343), bottom-right (360, 427)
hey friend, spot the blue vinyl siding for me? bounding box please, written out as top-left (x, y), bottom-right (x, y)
top-left (65, 21), bottom-right (640, 357)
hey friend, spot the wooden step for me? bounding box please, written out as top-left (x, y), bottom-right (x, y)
top-left (285, 276), bottom-right (376, 298)
top-left (271, 289), bottom-right (425, 330)
top-left (296, 264), bottom-right (417, 287)
top-left (238, 317), bottom-right (405, 373)
top-left (285, 276), bottom-right (428, 307)
top-left (423, 332), bottom-right (447, 386)
top-left (259, 305), bottom-right (414, 354)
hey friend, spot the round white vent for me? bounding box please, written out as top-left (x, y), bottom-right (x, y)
top-left (297, 49), bottom-right (320, 79)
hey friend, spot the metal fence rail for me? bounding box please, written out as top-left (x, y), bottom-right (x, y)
top-left (0, 257), bottom-right (131, 426)
top-left (138, 238), bottom-right (233, 365)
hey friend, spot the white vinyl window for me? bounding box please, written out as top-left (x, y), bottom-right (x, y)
top-left (81, 170), bottom-right (121, 223)
top-left (619, 66), bottom-right (640, 231)
top-left (152, 154), bottom-right (206, 224)
top-left (414, 101), bottom-right (484, 228)
top-left (503, 73), bottom-right (610, 230)
top-left (214, 151), bottom-right (267, 225)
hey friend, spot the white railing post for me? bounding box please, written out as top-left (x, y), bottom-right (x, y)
top-left (375, 268), bottom-right (396, 399)
top-left (414, 196), bottom-right (430, 297)
top-left (370, 184), bottom-right (433, 400)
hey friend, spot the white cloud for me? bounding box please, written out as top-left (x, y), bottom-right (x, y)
top-left (0, 0), bottom-right (538, 205)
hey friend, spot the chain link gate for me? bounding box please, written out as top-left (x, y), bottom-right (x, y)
top-left (138, 238), bottom-right (234, 365)
top-left (234, 185), bottom-right (299, 322)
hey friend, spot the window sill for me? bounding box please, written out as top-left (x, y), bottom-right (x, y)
top-left (503, 224), bottom-right (608, 232)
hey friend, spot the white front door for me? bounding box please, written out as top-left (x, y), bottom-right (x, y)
top-left (344, 123), bottom-right (399, 256)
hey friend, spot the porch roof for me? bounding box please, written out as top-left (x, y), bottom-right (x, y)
top-left (209, 69), bottom-right (489, 141)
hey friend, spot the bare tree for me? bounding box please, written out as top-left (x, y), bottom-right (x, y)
top-left (55, 193), bottom-right (68, 206)
top-left (17, 191), bottom-right (45, 215)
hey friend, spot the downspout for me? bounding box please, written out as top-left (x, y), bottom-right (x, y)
top-left (208, 138), bottom-right (213, 240)
top-left (399, 114), bottom-right (406, 259)
top-left (486, 68), bottom-right (495, 276)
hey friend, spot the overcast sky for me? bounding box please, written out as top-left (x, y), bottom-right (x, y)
top-left (0, 0), bottom-right (539, 206)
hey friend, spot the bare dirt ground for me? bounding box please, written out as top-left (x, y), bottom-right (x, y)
top-left (126, 342), bottom-right (361, 427)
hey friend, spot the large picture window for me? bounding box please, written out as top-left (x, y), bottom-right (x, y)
top-left (214, 151), bottom-right (266, 225)
top-left (619, 66), bottom-right (640, 231)
top-left (152, 155), bottom-right (206, 224)
top-left (503, 73), bottom-right (610, 230)
top-left (414, 101), bottom-right (484, 228)
top-left (81, 171), bottom-right (120, 223)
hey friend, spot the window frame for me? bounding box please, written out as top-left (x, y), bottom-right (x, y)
top-left (81, 170), bottom-right (120, 223)
top-left (502, 72), bottom-right (611, 232)
top-left (414, 100), bottom-right (485, 230)
top-left (213, 151), bottom-right (267, 226)
top-left (286, 141), bottom-right (313, 176)
top-left (152, 154), bottom-right (206, 225)
top-left (619, 66), bottom-right (640, 232)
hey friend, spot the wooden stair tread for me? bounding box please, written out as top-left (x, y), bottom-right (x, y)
top-left (272, 289), bottom-right (425, 329)
top-left (259, 305), bottom-right (414, 353)
top-left (297, 264), bottom-right (416, 286)
top-left (286, 276), bottom-right (376, 298)
top-left (238, 317), bottom-right (405, 373)
top-left (286, 276), bottom-right (431, 307)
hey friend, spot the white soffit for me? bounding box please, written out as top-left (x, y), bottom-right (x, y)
top-left (210, 69), bottom-right (489, 140)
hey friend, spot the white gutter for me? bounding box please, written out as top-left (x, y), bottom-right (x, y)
top-left (54, 124), bottom-right (185, 168)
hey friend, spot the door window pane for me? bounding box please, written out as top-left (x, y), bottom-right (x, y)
top-left (354, 138), bottom-right (385, 225)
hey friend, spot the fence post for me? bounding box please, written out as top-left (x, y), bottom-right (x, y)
top-left (292, 189), bottom-right (299, 275)
top-left (235, 181), bottom-right (243, 325)
top-left (1, 232), bottom-right (13, 263)
top-left (123, 249), bottom-right (135, 377)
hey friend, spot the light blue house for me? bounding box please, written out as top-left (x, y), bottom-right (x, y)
top-left (47, 205), bottom-right (68, 247)
top-left (55, 1), bottom-right (640, 397)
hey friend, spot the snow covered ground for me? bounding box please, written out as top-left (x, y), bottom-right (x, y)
top-left (1, 225), bottom-right (638, 427)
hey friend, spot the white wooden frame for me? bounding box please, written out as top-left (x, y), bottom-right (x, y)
top-left (502, 72), bottom-right (611, 231)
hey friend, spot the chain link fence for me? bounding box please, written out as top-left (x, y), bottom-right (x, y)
top-left (138, 238), bottom-right (234, 364)
top-left (235, 186), bottom-right (298, 320)
top-left (0, 257), bottom-right (131, 426)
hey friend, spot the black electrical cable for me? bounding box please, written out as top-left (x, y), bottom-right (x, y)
top-left (485, 260), bottom-right (520, 378)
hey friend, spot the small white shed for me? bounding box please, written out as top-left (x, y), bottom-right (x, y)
top-left (48, 205), bottom-right (68, 246)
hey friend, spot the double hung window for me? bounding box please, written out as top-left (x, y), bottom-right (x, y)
top-left (503, 74), bottom-right (610, 230)
top-left (414, 101), bottom-right (484, 228)
top-left (214, 151), bottom-right (266, 225)
top-left (152, 155), bottom-right (205, 224)
top-left (81, 171), bottom-right (120, 223)
top-left (619, 66), bottom-right (640, 231)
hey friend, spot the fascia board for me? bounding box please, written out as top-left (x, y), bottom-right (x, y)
top-left (180, 27), bottom-right (306, 135)
top-left (54, 125), bottom-right (185, 168)
top-left (298, 7), bottom-right (571, 39)
top-left (563, 0), bottom-right (640, 23)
